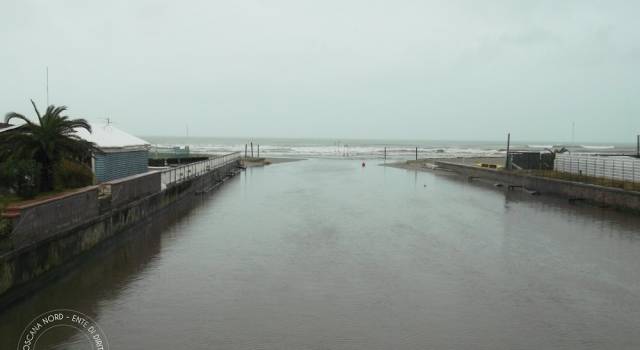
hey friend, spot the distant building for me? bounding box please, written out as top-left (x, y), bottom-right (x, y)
top-left (75, 123), bottom-right (150, 183)
top-left (508, 151), bottom-right (555, 170)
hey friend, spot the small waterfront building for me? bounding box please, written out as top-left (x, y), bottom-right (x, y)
top-left (75, 123), bottom-right (150, 183)
top-left (508, 151), bottom-right (555, 170)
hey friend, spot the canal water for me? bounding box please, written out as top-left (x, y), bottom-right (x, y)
top-left (1, 159), bottom-right (640, 349)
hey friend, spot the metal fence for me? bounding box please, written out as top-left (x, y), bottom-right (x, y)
top-left (161, 152), bottom-right (240, 188)
top-left (554, 154), bottom-right (640, 183)
top-left (149, 145), bottom-right (191, 159)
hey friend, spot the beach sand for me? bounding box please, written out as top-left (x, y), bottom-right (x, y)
top-left (384, 156), bottom-right (505, 172)
top-left (242, 157), bottom-right (305, 167)
top-left (266, 157), bottom-right (305, 164)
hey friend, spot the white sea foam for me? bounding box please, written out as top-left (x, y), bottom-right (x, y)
top-left (153, 142), bottom-right (505, 159)
top-left (580, 145), bottom-right (615, 150)
top-left (147, 138), bottom-right (630, 160)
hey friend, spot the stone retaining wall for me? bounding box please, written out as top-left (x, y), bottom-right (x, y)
top-left (2, 187), bottom-right (100, 251)
top-left (0, 161), bottom-right (240, 307)
top-left (435, 161), bottom-right (640, 212)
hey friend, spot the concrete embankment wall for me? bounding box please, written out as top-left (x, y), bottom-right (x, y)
top-left (0, 161), bottom-right (240, 307)
top-left (435, 161), bottom-right (640, 212)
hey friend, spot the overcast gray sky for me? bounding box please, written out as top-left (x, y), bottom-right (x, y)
top-left (1, 0), bottom-right (638, 142)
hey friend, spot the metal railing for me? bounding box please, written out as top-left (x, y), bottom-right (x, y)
top-left (554, 154), bottom-right (640, 183)
top-left (161, 152), bottom-right (240, 188)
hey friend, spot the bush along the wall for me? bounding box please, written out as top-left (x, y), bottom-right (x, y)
top-left (0, 218), bottom-right (12, 238)
top-left (54, 159), bottom-right (94, 190)
top-left (0, 159), bottom-right (41, 198)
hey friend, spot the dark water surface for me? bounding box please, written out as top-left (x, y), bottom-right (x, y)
top-left (2, 159), bottom-right (640, 349)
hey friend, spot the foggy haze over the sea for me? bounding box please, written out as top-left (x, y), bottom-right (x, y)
top-left (1, 0), bottom-right (638, 142)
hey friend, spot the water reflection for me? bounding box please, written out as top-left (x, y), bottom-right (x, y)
top-left (0, 191), bottom-right (215, 349)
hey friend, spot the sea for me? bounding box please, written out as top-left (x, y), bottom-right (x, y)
top-left (144, 136), bottom-right (634, 159)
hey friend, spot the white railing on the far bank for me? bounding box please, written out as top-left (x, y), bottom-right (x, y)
top-left (160, 152), bottom-right (241, 189)
top-left (554, 154), bottom-right (640, 183)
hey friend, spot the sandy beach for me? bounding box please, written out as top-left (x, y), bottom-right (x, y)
top-left (384, 156), bottom-right (505, 171)
top-left (242, 157), bottom-right (305, 167)
top-left (266, 157), bottom-right (305, 164)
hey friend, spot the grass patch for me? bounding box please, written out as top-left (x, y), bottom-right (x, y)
top-left (529, 170), bottom-right (640, 192)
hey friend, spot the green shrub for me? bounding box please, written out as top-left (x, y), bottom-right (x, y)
top-left (0, 218), bottom-right (12, 238)
top-left (0, 159), bottom-right (41, 198)
top-left (54, 159), bottom-right (94, 190)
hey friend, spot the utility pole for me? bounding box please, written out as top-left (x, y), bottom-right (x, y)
top-left (244, 144), bottom-right (247, 158)
top-left (46, 66), bottom-right (49, 106)
top-left (506, 133), bottom-right (511, 170)
top-left (637, 135), bottom-right (639, 158)
top-left (257, 144), bottom-right (260, 158)
top-left (251, 142), bottom-right (254, 158)
top-left (384, 147), bottom-right (387, 160)
top-left (415, 147), bottom-right (418, 161)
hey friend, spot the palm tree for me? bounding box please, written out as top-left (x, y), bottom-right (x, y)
top-left (1, 100), bottom-right (98, 192)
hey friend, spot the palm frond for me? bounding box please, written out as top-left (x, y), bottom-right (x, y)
top-left (51, 105), bottom-right (68, 117)
top-left (4, 112), bottom-right (33, 125)
top-left (63, 118), bottom-right (92, 133)
top-left (30, 99), bottom-right (42, 123)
